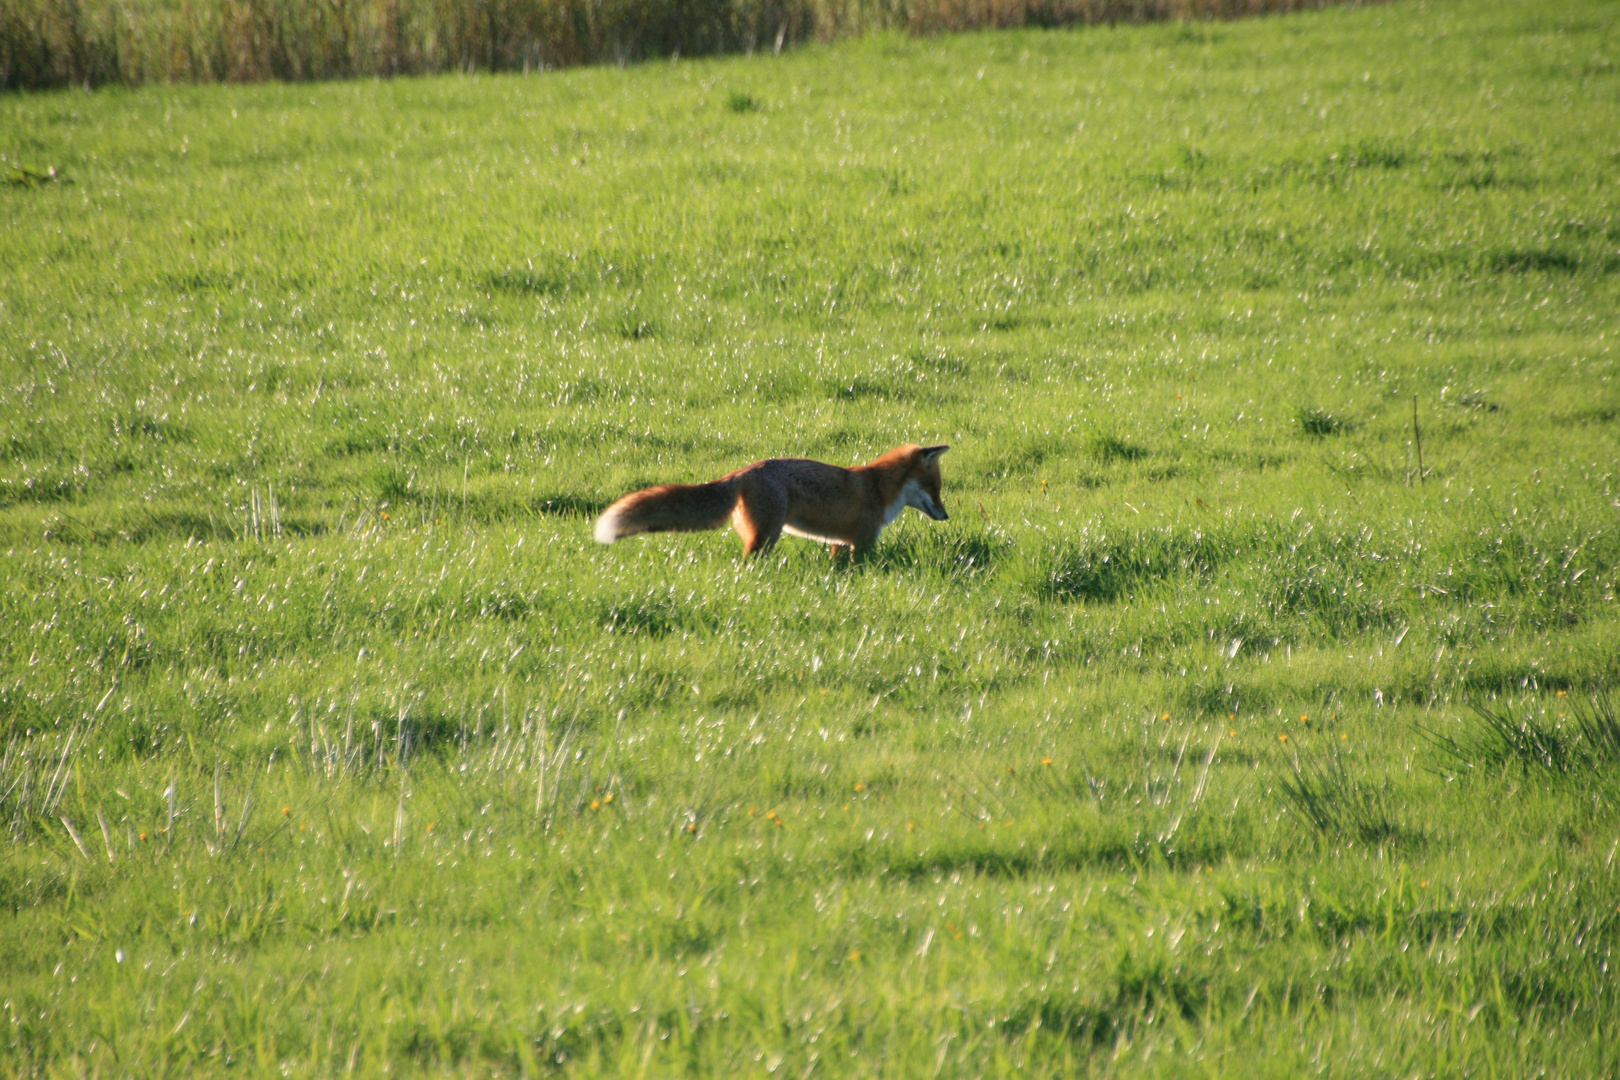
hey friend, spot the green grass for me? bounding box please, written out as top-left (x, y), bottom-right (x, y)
top-left (3, 0), bottom-right (1620, 1074)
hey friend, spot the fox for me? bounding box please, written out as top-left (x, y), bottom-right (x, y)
top-left (594, 443), bottom-right (950, 557)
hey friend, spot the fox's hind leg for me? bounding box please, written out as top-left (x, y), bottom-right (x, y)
top-left (731, 488), bottom-right (786, 556)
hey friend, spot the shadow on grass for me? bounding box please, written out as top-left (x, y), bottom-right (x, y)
top-left (839, 827), bottom-right (1237, 880)
top-left (1027, 528), bottom-right (1228, 603)
top-left (598, 595), bottom-right (718, 637)
top-left (36, 506), bottom-right (329, 546)
top-left (534, 493), bottom-right (610, 518)
top-left (1003, 952), bottom-right (1207, 1045)
top-left (873, 523), bottom-right (1011, 577)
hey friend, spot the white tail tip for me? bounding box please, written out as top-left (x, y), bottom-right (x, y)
top-left (593, 510), bottom-right (621, 544)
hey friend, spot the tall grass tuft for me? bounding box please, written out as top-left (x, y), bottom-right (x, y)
top-left (1275, 748), bottom-right (1403, 845)
top-left (0, 726), bottom-right (83, 837)
top-left (1423, 692), bottom-right (1620, 780)
top-left (1293, 405), bottom-right (1351, 437)
top-left (2, 0), bottom-right (1379, 90)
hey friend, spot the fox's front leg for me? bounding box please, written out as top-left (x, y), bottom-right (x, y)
top-left (828, 542), bottom-right (854, 560)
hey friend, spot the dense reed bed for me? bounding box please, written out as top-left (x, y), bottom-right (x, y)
top-left (4, 0), bottom-right (1359, 90)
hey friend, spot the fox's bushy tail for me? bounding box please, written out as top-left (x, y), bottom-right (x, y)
top-left (594, 481), bottom-right (738, 544)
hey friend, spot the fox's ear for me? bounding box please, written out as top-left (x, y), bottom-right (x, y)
top-left (920, 444), bottom-right (950, 460)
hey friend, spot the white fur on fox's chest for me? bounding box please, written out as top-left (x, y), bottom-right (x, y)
top-left (781, 479), bottom-right (923, 544)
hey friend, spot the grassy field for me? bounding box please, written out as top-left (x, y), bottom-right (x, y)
top-left (4, 0), bottom-right (1620, 1074)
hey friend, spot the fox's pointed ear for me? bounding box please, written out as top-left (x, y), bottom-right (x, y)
top-left (920, 444), bottom-right (950, 460)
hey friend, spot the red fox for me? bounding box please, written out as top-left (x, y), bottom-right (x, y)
top-left (594, 444), bottom-right (950, 557)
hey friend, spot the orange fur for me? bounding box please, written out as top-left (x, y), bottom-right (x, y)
top-left (594, 444), bottom-right (949, 557)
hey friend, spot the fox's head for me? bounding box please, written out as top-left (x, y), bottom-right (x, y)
top-left (905, 444), bottom-right (950, 521)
